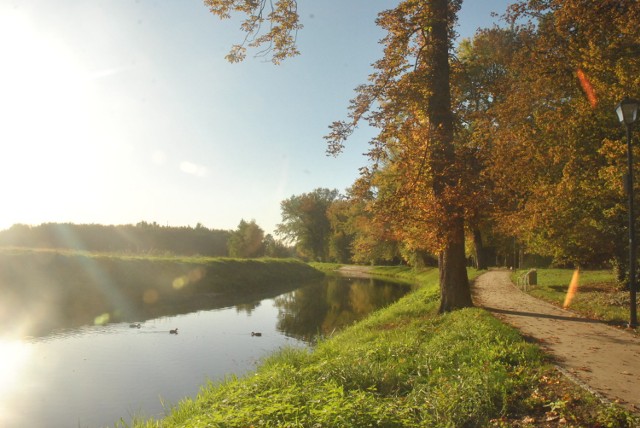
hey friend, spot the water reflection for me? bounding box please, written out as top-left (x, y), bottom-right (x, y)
top-left (0, 252), bottom-right (321, 339)
top-left (1, 275), bottom-right (411, 428)
top-left (9, 272), bottom-right (410, 342)
top-left (9, 279), bottom-right (303, 339)
top-left (275, 277), bottom-right (411, 341)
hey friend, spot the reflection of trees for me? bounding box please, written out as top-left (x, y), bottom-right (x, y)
top-left (2, 250), bottom-right (408, 340)
top-left (274, 277), bottom-right (410, 341)
top-left (235, 301), bottom-right (261, 315)
top-left (274, 283), bottom-right (330, 340)
top-left (0, 252), bottom-right (311, 338)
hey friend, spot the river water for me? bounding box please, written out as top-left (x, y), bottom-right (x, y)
top-left (0, 275), bottom-right (410, 428)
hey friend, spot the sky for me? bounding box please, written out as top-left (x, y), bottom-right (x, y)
top-left (0, 0), bottom-right (513, 235)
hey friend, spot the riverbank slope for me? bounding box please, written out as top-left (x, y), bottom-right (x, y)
top-left (130, 266), bottom-right (635, 427)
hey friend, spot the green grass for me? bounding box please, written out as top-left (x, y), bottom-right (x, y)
top-left (369, 265), bottom-right (482, 284)
top-left (512, 268), bottom-right (633, 326)
top-left (308, 262), bottom-right (343, 273)
top-left (310, 262), bottom-right (479, 285)
top-left (125, 267), bottom-right (635, 427)
top-left (0, 248), bottom-right (324, 294)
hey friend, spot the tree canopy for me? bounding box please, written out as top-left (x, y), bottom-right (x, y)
top-left (228, 219), bottom-right (266, 258)
top-left (207, 0), bottom-right (640, 295)
top-left (277, 188), bottom-right (339, 262)
top-left (483, 0), bottom-right (640, 273)
top-left (203, 0), bottom-right (302, 64)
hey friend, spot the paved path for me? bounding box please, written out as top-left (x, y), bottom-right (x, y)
top-left (473, 270), bottom-right (640, 413)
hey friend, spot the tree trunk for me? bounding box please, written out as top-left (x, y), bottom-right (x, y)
top-left (438, 217), bottom-right (473, 312)
top-left (473, 228), bottom-right (489, 270)
top-left (427, 0), bottom-right (472, 312)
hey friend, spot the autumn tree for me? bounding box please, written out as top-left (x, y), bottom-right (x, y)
top-left (452, 28), bottom-right (525, 269)
top-left (276, 188), bottom-right (339, 262)
top-left (325, 0), bottom-right (471, 310)
top-left (325, 198), bottom-right (356, 263)
top-left (343, 192), bottom-right (404, 265)
top-left (204, 0), bottom-right (486, 311)
top-left (422, 0), bottom-right (469, 310)
top-left (324, 189), bottom-right (403, 265)
top-left (481, 0), bottom-right (640, 276)
top-left (204, 0), bottom-right (302, 64)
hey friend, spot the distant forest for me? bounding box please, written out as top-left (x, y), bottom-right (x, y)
top-left (0, 222), bottom-right (230, 256)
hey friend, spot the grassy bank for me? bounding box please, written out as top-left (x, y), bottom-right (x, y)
top-left (128, 267), bottom-right (634, 427)
top-left (512, 268), bottom-right (633, 327)
top-left (0, 248), bottom-right (323, 292)
top-left (0, 248), bottom-right (323, 337)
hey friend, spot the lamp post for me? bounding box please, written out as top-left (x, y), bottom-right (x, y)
top-left (616, 97), bottom-right (639, 328)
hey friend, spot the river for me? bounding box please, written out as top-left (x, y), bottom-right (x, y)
top-left (0, 274), bottom-right (411, 428)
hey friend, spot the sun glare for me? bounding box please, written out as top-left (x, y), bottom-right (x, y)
top-left (0, 339), bottom-right (31, 415)
top-left (0, 10), bottom-right (106, 227)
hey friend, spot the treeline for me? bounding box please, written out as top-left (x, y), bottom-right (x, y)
top-left (276, 188), bottom-right (455, 266)
top-left (0, 221), bottom-right (292, 258)
top-left (0, 222), bottom-right (229, 255)
top-left (276, 187), bottom-right (552, 268)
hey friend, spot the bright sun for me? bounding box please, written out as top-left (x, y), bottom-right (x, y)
top-left (0, 9), bottom-right (103, 229)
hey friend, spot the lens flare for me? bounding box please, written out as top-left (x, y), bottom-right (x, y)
top-left (94, 312), bottom-right (110, 325)
top-left (563, 269), bottom-right (580, 308)
top-left (172, 267), bottom-right (206, 290)
top-left (576, 69), bottom-right (597, 108)
top-left (0, 339), bottom-right (31, 421)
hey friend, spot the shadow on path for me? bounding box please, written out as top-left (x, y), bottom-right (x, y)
top-left (482, 306), bottom-right (605, 324)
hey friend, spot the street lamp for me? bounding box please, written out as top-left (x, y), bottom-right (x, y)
top-left (616, 97), bottom-right (640, 328)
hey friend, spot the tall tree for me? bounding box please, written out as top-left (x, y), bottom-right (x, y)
top-left (325, 198), bottom-right (356, 263)
top-left (426, 0), bottom-right (471, 310)
top-left (228, 219), bottom-right (265, 258)
top-left (277, 188), bottom-right (339, 261)
top-left (205, 0), bottom-right (472, 311)
top-left (326, 0), bottom-right (471, 311)
top-left (453, 28), bottom-right (523, 269)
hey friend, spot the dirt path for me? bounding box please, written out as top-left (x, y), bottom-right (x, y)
top-left (473, 269), bottom-right (640, 413)
top-left (336, 265), bottom-right (373, 278)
